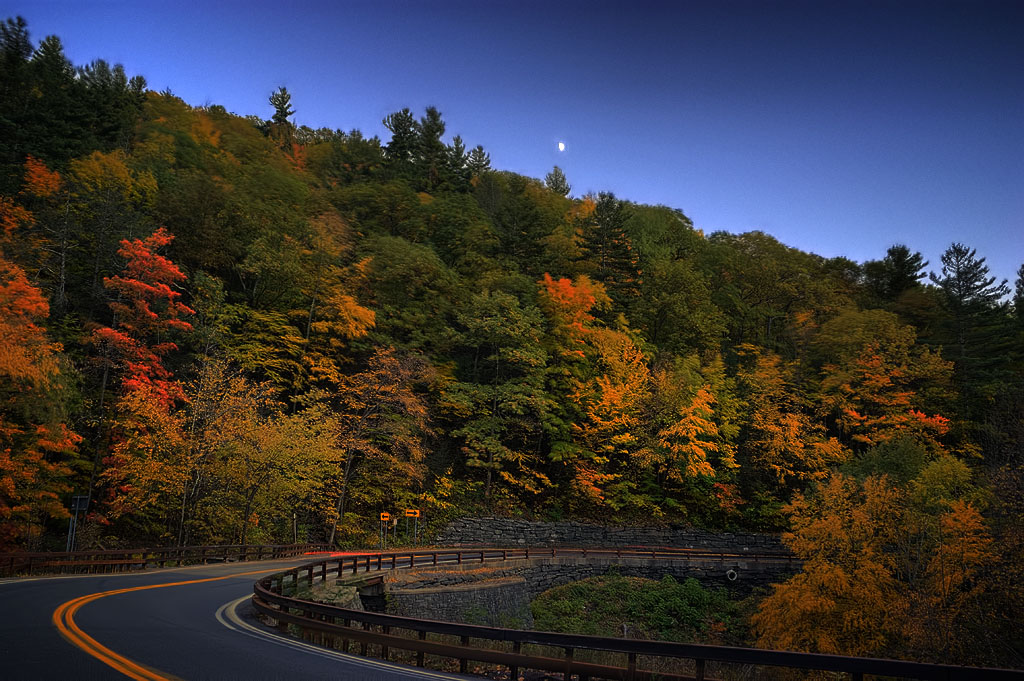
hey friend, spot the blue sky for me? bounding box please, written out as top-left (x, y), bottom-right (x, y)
top-left (8, 0), bottom-right (1022, 286)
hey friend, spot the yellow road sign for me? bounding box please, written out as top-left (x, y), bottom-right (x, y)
top-left (404, 509), bottom-right (420, 518)
top-left (380, 512), bottom-right (390, 521)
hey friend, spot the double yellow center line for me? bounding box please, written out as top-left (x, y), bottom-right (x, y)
top-left (52, 568), bottom-right (278, 681)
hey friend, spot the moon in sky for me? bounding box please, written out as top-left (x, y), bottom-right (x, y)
top-left (558, 141), bottom-right (565, 152)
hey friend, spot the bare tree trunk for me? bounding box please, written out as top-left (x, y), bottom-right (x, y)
top-left (327, 452), bottom-right (356, 546)
top-left (86, 358), bottom-right (112, 502)
top-left (240, 496), bottom-right (253, 546)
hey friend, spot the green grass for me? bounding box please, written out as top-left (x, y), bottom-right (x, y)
top-left (530, 573), bottom-right (740, 644)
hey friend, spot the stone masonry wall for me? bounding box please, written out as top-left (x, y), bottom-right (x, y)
top-left (386, 577), bottom-right (534, 628)
top-left (435, 517), bottom-right (786, 554)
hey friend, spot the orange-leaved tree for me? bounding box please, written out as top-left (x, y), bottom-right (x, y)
top-left (812, 309), bottom-right (952, 451)
top-left (653, 386), bottom-right (736, 481)
top-left (736, 346), bottom-right (847, 500)
top-left (539, 273), bottom-right (653, 517)
top-left (0, 254), bottom-right (79, 549)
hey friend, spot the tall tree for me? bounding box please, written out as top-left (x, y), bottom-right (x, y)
top-left (92, 226), bottom-right (194, 406)
top-left (466, 145), bottom-right (491, 177)
top-left (269, 86), bottom-right (295, 125)
top-left (538, 273), bottom-right (655, 517)
top-left (443, 290), bottom-right (552, 502)
top-left (930, 243), bottom-right (1009, 338)
top-left (382, 107), bottom-right (417, 180)
top-left (446, 134), bottom-right (470, 189)
top-left (863, 244), bottom-right (928, 303)
top-left (544, 165), bottom-right (571, 197)
top-left (0, 254), bottom-right (78, 549)
top-left (415, 106), bottom-right (448, 190)
top-left (90, 227), bottom-right (193, 518)
top-left (579, 192), bottom-right (640, 311)
top-left (326, 348), bottom-right (432, 544)
top-left (928, 243), bottom-right (1013, 434)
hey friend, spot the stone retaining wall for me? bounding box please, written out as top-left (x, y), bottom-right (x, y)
top-left (386, 576), bottom-right (534, 628)
top-left (436, 517), bottom-right (786, 554)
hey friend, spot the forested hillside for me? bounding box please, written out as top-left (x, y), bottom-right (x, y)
top-left (1, 17), bottom-right (1022, 664)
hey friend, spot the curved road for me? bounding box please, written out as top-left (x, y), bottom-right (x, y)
top-left (2, 555), bottom-right (474, 681)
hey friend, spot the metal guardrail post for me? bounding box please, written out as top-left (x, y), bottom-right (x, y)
top-left (511, 641), bottom-right (521, 680)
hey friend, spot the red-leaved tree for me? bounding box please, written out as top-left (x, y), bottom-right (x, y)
top-left (92, 227), bottom-right (194, 407)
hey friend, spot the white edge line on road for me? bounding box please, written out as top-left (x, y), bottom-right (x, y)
top-left (215, 594), bottom-right (469, 681)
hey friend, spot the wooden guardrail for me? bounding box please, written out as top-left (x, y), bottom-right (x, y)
top-left (1, 543), bottom-right (328, 577)
top-left (249, 547), bottom-right (1023, 681)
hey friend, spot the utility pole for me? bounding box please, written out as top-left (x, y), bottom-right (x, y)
top-left (65, 495), bottom-right (89, 552)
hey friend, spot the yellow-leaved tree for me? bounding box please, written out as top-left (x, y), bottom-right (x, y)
top-left (325, 347), bottom-right (433, 545)
top-left (752, 473), bottom-right (906, 656)
top-left (754, 457), bottom-right (996, 664)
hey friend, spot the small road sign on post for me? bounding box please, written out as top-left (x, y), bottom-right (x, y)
top-left (379, 512), bottom-right (391, 550)
top-left (404, 509), bottom-right (421, 544)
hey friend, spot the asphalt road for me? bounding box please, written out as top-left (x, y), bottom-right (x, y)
top-left (1, 555), bottom-right (475, 681)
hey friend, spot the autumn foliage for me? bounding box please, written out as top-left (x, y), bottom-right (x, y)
top-left (92, 227), bottom-right (194, 406)
top-left (0, 255), bottom-right (77, 549)
top-left (1, 18), bottom-right (1022, 667)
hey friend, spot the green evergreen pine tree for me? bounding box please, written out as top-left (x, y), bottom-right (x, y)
top-left (466, 145), bottom-right (490, 177)
top-left (544, 165), bottom-right (571, 196)
top-left (580, 192), bottom-right (640, 310)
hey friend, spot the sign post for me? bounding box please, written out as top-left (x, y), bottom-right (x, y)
top-left (379, 512), bottom-right (391, 551)
top-left (404, 509), bottom-right (420, 544)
